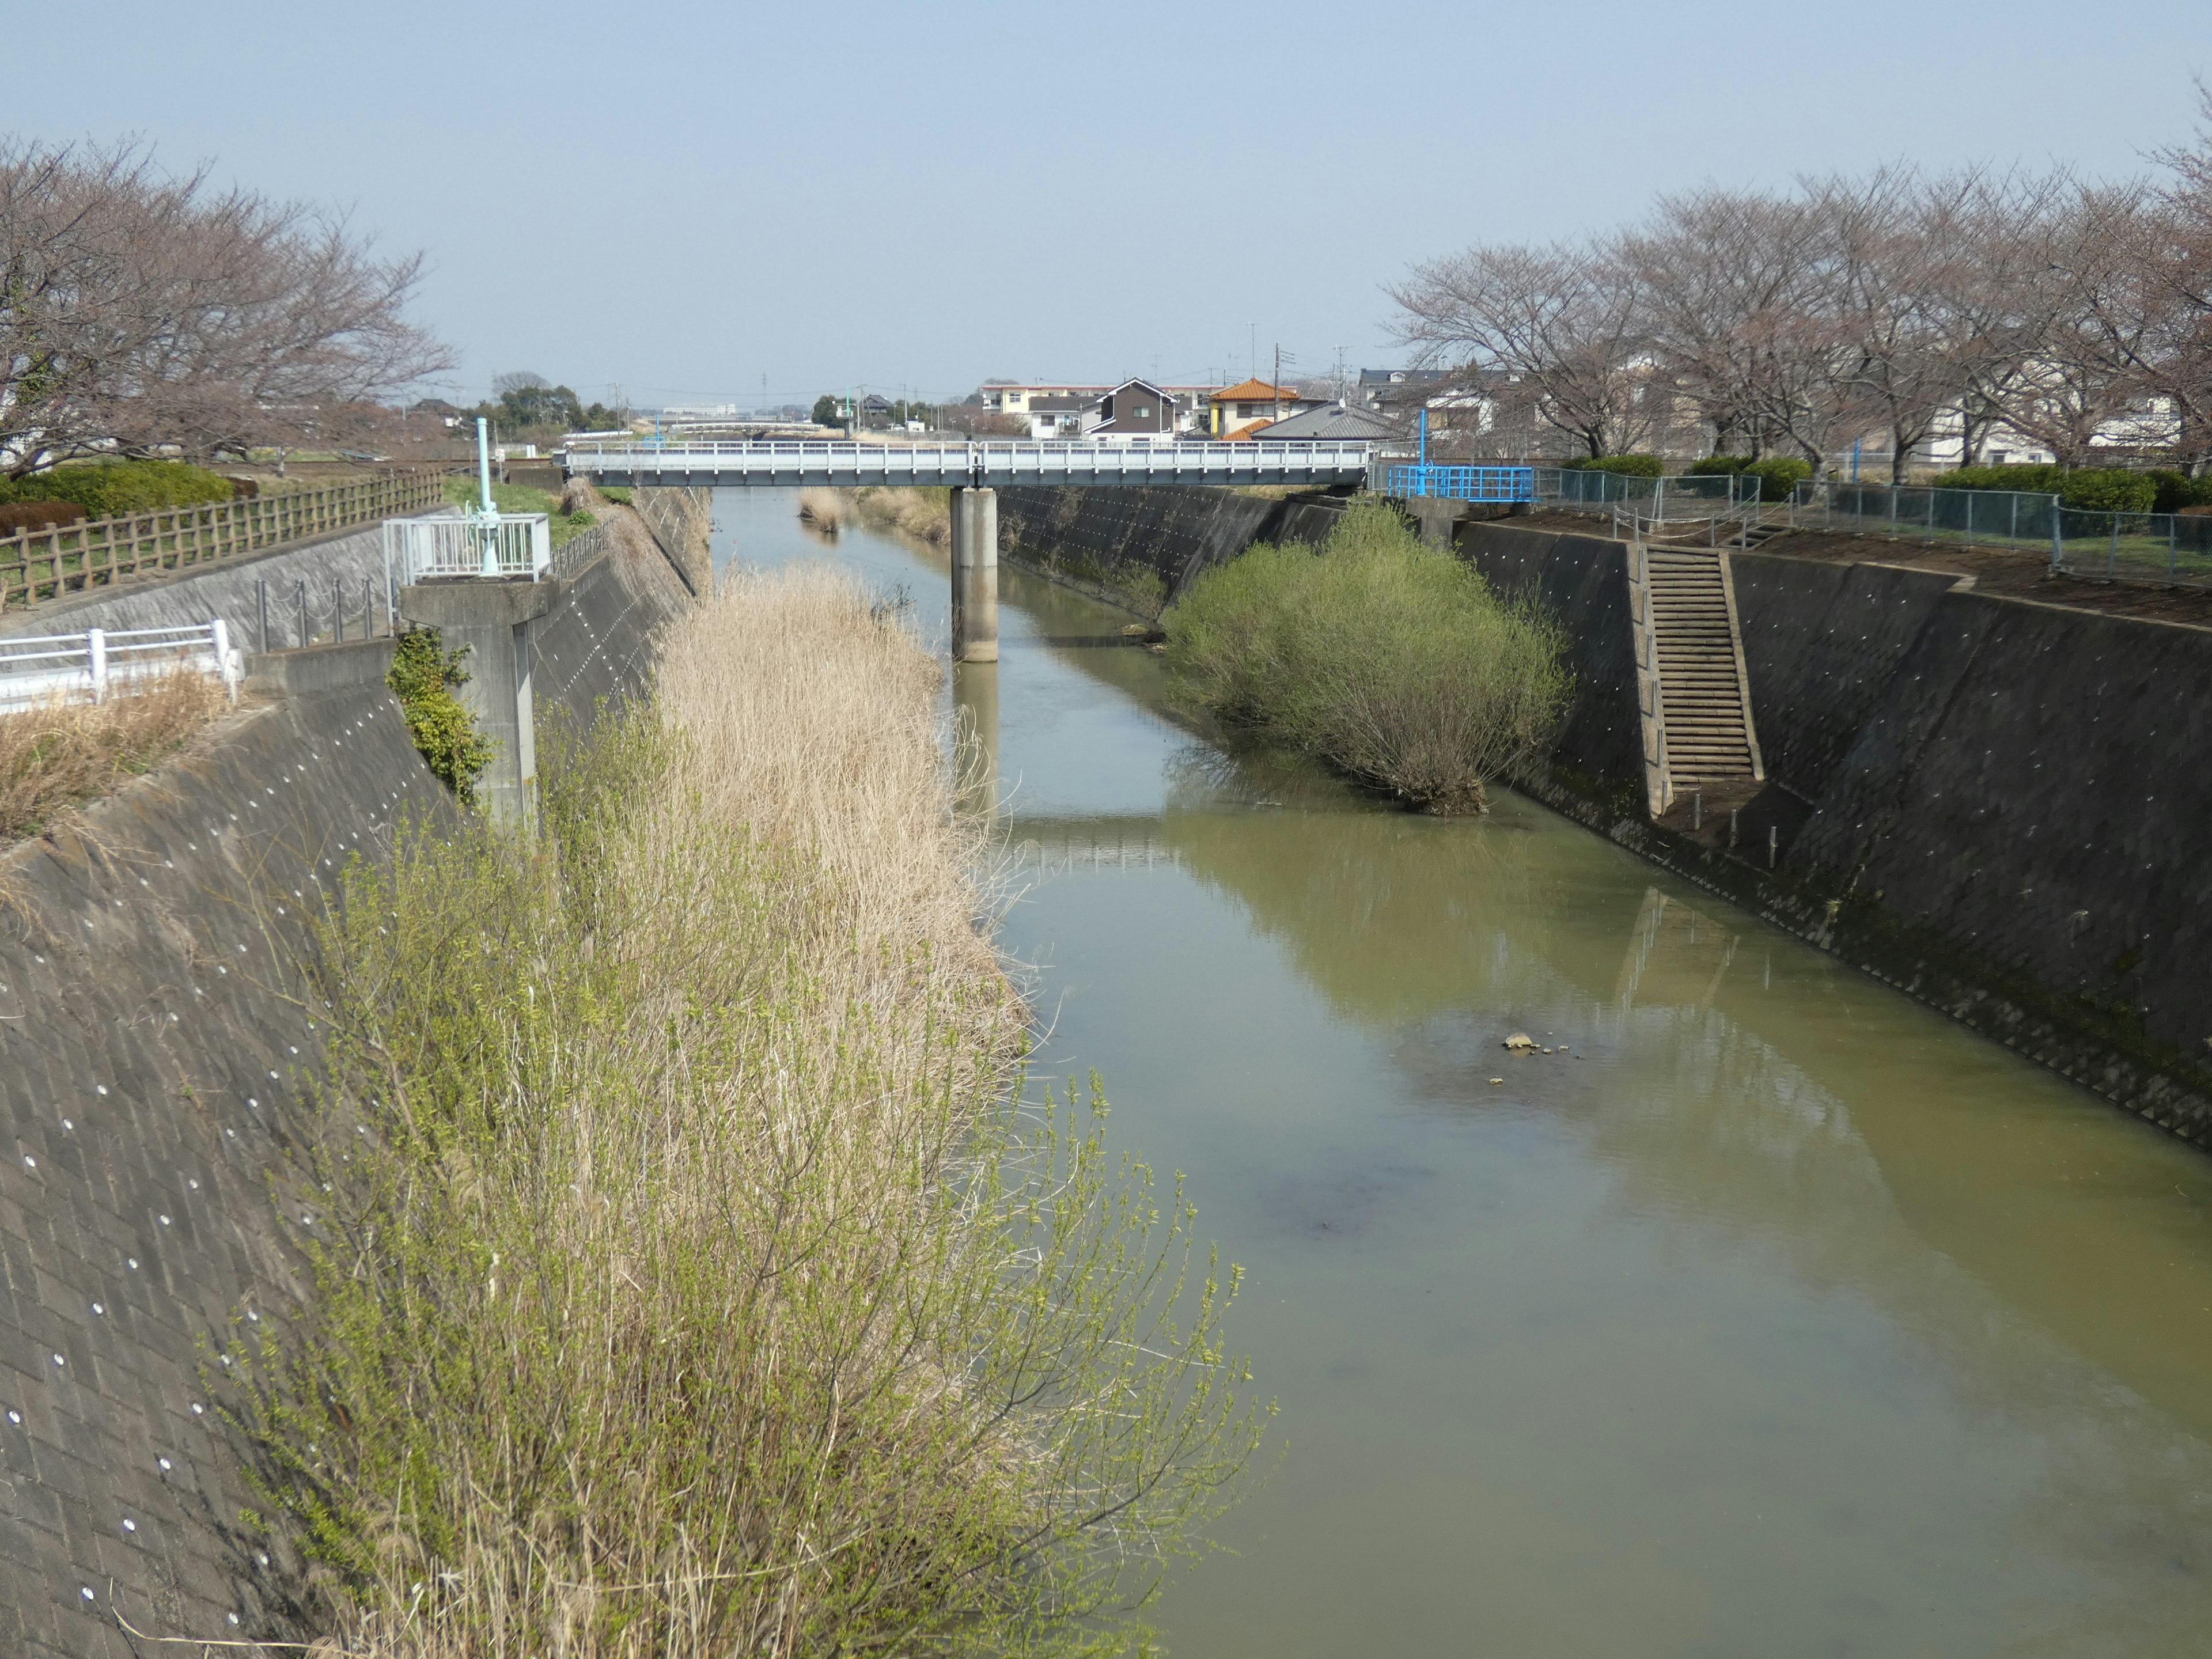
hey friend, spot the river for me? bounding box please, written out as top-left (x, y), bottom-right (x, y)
top-left (711, 489), bottom-right (2212, 1657)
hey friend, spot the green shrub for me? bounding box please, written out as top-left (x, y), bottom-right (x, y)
top-left (386, 628), bottom-right (493, 805)
top-left (1687, 454), bottom-right (1753, 476)
top-left (2146, 469), bottom-right (2212, 514)
top-left (8, 459), bottom-right (237, 517)
top-left (1935, 464), bottom-right (2157, 513)
top-left (1558, 453), bottom-right (1664, 476)
top-left (1744, 456), bottom-right (1813, 502)
top-left (596, 484), bottom-right (634, 505)
top-left (1164, 498), bottom-right (1569, 813)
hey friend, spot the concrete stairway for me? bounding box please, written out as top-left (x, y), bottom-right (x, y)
top-left (1646, 548), bottom-right (1763, 790)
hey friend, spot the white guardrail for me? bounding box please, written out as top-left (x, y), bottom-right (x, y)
top-left (381, 512), bottom-right (552, 584)
top-left (0, 620), bottom-right (243, 713)
top-left (563, 438), bottom-right (1374, 487)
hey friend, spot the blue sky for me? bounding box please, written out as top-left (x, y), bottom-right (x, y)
top-left (7, 1), bottom-right (2205, 408)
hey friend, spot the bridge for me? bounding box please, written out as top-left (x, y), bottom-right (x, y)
top-left (562, 437), bottom-right (1374, 490)
top-left (562, 438), bottom-right (1376, 662)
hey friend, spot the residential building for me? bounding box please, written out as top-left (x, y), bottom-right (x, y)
top-left (1355, 368), bottom-right (1452, 416)
top-left (1086, 379), bottom-right (1180, 441)
top-left (1028, 394), bottom-right (1088, 439)
top-left (1244, 402), bottom-right (1400, 442)
top-left (1209, 378), bottom-right (1324, 438)
top-left (979, 380), bottom-right (1217, 429)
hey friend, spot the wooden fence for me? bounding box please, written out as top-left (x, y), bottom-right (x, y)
top-left (0, 469), bottom-right (453, 615)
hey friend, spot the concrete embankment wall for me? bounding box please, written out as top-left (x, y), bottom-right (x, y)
top-left (1459, 520), bottom-right (2212, 1143)
top-left (994, 484), bottom-right (2212, 1141)
top-left (0, 518), bottom-right (418, 653)
top-left (0, 532), bottom-right (692, 1656)
top-left (995, 486), bottom-right (1347, 600)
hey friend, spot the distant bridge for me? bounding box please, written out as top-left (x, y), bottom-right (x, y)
top-left (561, 438), bottom-right (1374, 490)
top-left (560, 437), bottom-right (1376, 667)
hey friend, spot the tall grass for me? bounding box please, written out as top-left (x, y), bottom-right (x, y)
top-left (796, 487), bottom-right (847, 533)
top-left (1, 670), bottom-right (226, 842)
top-left (853, 486), bottom-right (952, 547)
top-left (234, 565), bottom-right (1264, 1656)
top-left (1164, 498), bottom-right (1568, 813)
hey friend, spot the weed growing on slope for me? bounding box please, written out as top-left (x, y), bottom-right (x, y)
top-left (385, 629), bottom-right (492, 806)
top-left (0, 670), bottom-right (225, 843)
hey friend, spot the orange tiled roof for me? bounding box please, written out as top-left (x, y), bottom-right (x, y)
top-left (1211, 378), bottom-right (1294, 403)
top-left (1221, 419), bottom-right (1276, 441)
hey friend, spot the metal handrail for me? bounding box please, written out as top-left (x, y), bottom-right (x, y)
top-left (0, 619), bottom-right (241, 710)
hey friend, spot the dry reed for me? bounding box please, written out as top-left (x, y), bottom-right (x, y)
top-left (237, 565), bottom-right (1262, 1658)
top-left (0, 670), bottom-right (226, 843)
top-left (795, 487), bottom-right (846, 533)
top-left (852, 486), bottom-right (952, 547)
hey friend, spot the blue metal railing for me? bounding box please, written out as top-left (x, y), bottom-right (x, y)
top-left (1386, 464), bottom-right (1536, 503)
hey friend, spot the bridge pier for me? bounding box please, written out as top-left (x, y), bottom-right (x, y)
top-left (949, 486), bottom-right (998, 662)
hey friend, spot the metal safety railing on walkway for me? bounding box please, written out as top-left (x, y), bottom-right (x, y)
top-left (1384, 464), bottom-right (1536, 502)
top-left (0, 620), bottom-right (242, 712)
top-left (381, 512), bottom-right (552, 584)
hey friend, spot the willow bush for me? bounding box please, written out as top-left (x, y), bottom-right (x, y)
top-left (231, 566), bottom-right (1266, 1657)
top-left (1164, 498), bottom-right (1568, 813)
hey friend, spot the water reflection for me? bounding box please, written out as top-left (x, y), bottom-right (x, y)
top-left (713, 486), bottom-right (2212, 1657)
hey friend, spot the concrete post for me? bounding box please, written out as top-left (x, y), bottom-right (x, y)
top-left (949, 486), bottom-right (999, 662)
top-left (952, 658), bottom-right (999, 820)
top-left (1408, 497), bottom-right (1461, 551)
top-left (399, 579), bottom-right (554, 832)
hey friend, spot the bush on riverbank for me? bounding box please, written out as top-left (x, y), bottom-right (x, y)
top-left (1164, 498), bottom-right (1567, 813)
top-left (234, 566), bottom-right (1265, 1656)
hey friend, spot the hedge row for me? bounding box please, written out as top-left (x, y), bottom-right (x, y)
top-left (1557, 453), bottom-right (1663, 476)
top-left (1931, 464), bottom-right (2160, 513)
top-left (0, 460), bottom-right (240, 517)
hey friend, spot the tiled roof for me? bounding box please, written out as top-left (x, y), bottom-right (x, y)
top-left (1211, 378), bottom-right (1296, 403)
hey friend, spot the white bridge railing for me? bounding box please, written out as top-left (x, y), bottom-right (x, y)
top-left (0, 620), bottom-right (243, 713)
top-left (382, 512), bottom-right (552, 583)
top-left (563, 438), bottom-right (1374, 487)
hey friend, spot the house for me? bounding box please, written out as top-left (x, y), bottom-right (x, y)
top-left (859, 393), bottom-right (895, 430)
top-left (1241, 402), bottom-right (1400, 442)
top-left (1355, 369), bottom-right (1450, 415)
top-left (1085, 379), bottom-right (1180, 442)
top-left (979, 380), bottom-right (1217, 429)
top-left (1209, 378), bottom-right (1323, 438)
top-left (1028, 394), bottom-right (1088, 439)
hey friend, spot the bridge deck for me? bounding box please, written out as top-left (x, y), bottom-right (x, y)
top-left (563, 439), bottom-right (1373, 489)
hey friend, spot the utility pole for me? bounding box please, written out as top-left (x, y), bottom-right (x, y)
top-left (1273, 344), bottom-right (1281, 425)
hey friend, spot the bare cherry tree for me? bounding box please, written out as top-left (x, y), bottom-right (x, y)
top-left (1389, 240), bottom-right (1654, 458)
top-left (1957, 179), bottom-right (2172, 467)
top-left (0, 138), bottom-right (450, 478)
top-left (2148, 83), bottom-right (2212, 467)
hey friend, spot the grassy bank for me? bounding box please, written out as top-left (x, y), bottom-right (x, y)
top-left (1, 672), bottom-right (227, 843)
top-left (1164, 498), bottom-right (1568, 813)
top-left (236, 565), bottom-right (1264, 1656)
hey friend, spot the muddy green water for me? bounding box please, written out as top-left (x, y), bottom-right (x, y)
top-left (713, 491), bottom-right (2212, 1657)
